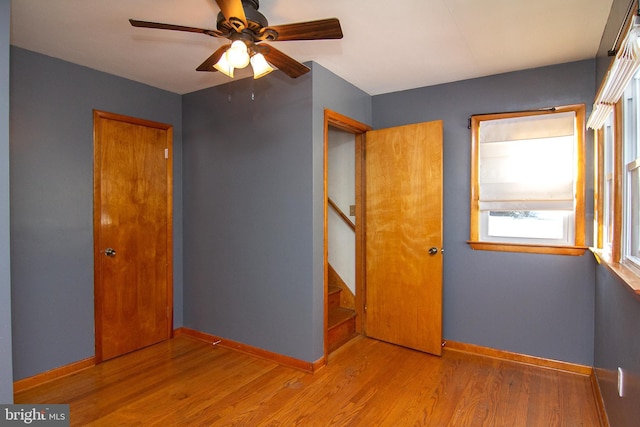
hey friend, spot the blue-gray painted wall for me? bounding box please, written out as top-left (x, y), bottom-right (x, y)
top-left (182, 72), bottom-right (317, 361)
top-left (593, 1), bottom-right (640, 424)
top-left (182, 59), bottom-right (598, 365)
top-left (9, 47), bottom-right (183, 380)
top-left (372, 60), bottom-right (597, 365)
top-left (311, 62), bottom-right (371, 358)
top-left (0, 0), bottom-right (13, 404)
top-left (182, 64), bottom-right (370, 362)
top-left (594, 266), bottom-right (640, 427)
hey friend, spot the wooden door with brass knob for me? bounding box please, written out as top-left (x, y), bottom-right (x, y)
top-left (365, 120), bottom-right (443, 355)
top-left (93, 110), bottom-right (173, 362)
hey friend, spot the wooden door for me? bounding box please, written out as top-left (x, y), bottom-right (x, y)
top-left (93, 110), bottom-right (173, 362)
top-left (365, 121), bottom-right (443, 355)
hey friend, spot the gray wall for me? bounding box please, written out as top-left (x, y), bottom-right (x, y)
top-left (593, 3), bottom-right (640, 424)
top-left (594, 266), bottom-right (640, 427)
top-left (0, 0), bottom-right (13, 404)
top-left (311, 63), bottom-right (371, 358)
top-left (372, 60), bottom-right (597, 365)
top-left (10, 47), bottom-right (183, 380)
top-left (182, 64), bottom-right (370, 362)
top-left (182, 60), bottom-right (597, 366)
top-left (182, 72), bottom-right (316, 361)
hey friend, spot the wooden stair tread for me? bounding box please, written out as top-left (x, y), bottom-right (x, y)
top-left (328, 285), bottom-right (342, 310)
top-left (328, 307), bottom-right (356, 329)
top-left (327, 276), bottom-right (357, 352)
top-left (327, 307), bottom-right (357, 353)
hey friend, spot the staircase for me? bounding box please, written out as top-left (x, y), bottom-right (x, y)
top-left (327, 282), bottom-right (357, 353)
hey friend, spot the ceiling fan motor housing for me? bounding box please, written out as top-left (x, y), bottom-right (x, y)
top-left (217, 0), bottom-right (268, 34)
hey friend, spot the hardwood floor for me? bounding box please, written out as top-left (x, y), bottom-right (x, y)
top-left (15, 335), bottom-right (602, 426)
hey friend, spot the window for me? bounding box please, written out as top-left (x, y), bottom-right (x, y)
top-left (469, 105), bottom-right (586, 255)
top-left (589, 10), bottom-right (640, 294)
top-left (592, 78), bottom-right (640, 293)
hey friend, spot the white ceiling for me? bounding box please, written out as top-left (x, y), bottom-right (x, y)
top-left (10, 0), bottom-right (614, 96)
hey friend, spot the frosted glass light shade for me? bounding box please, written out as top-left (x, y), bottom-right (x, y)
top-left (213, 52), bottom-right (234, 78)
top-left (250, 53), bottom-right (274, 79)
top-left (227, 40), bottom-right (250, 69)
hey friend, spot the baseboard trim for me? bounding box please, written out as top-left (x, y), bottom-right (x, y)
top-left (13, 356), bottom-right (96, 393)
top-left (444, 340), bottom-right (592, 375)
top-left (590, 369), bottom-right (610, 427)
top-left (176, 327), bottom-right (325, 374)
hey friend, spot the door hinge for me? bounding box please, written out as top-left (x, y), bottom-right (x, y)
top-left (164, 148), bottom-right (169, 159)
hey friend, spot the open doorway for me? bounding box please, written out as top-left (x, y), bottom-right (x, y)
top-left (323, 110), bottom-right (444, 361)
top-left (324, 110), bottom-right (371, 359)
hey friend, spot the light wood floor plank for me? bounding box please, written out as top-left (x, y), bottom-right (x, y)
top-left (14, 335), bottom-right (602, 426)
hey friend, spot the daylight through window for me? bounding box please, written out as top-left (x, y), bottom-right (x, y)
top-left (469, 105), bottom-right (586, 255)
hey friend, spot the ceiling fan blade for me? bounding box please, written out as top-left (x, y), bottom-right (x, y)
top-left (259, 44), bottom-right (310, 78)
top-left (266, 18), bottom-right (343, 41)
top-left (215, 0), bottom-right (247, 30)
top-left (196, 45), bottom-right (230, 72)
top-left (129, 19), bottom-right (222, 37)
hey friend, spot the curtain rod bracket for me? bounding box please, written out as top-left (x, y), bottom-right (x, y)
top-left (609, 1), bottom-right (638, 57)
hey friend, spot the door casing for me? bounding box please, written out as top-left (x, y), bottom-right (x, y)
top-left (323, 110), bottom-right (371, 362)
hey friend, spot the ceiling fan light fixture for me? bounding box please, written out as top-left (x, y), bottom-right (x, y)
top-left (130, 0), bottom-right (342, 80)
top-left (226, 40), bottom-right (250, 69)
top-left (250, 53), bottom-right (274, 79)
top-left (213, 52), bottom-right (234, 77)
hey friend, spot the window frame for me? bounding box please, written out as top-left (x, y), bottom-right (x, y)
top-left (597, 111), bottom-right (616, 255)
top-left (592, 98), bottom-right (640, 296)
top-left (595, 101), bottom-right (626, 260)
top-left (468, 104), bottom-right (587, 256)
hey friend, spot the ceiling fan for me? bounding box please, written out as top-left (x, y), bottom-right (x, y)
top-left (129, 0), bottom-right (343, 79)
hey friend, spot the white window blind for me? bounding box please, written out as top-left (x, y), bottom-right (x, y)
top-left (478, 111), bottom-right (576, 211)
top-left (588, 24), bottom-right (640, 129)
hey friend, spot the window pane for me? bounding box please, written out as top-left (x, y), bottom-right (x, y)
top-left (603, 111), bottom-right (615, 249)
top-left (487, 211), bottom-right (569, 240)
top-left (605, 176), bottom-right (614, 245)
top-left (629, 167), bottom-right (640, 258)
top-left (623, 70), bottom-right (640, 265)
